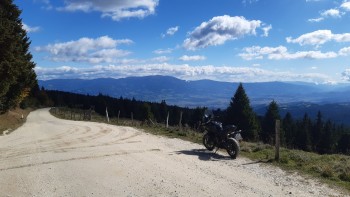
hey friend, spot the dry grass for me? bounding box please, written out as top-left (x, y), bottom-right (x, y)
top-left (0, 107), bottom-right (33, 135)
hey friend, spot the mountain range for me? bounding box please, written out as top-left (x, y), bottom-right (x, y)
top-left (39, 75), bottom-right (350, 125)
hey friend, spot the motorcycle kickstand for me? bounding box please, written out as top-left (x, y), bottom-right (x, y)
top-left (214, 147), bottom-right (219, 153)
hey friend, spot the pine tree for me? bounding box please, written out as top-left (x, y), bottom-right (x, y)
top-left (261, 100), bottom-right (281, 144)
top-left (226, 83), bottom-right (259, 141)
top-left (312, 111), bottom-right (323, 151)
top-left (0, 0), bottom-right (37, 113)
top-left (295, 113), bottom-right (312, 151)
top-left (283, 112), bottom-right (295, 148)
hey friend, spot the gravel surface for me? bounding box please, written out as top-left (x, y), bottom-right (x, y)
top-left (0, 108), bottom-right (348, 197)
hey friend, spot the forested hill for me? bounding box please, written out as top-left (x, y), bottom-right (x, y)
top-left (39, 76), bottom-right (350, 108)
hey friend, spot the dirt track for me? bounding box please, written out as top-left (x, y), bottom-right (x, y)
top-left (0, 108), bottom-right (348, 196)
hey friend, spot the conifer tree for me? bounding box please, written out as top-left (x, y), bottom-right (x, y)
top-left (261, 100), bottom-right (281, 144)
top-left (283, 112), bottom-right (295, 148)
top-left (0, 0), bottom-right (37, 113)
top-left (226, 83), bottom-right (259, 141)
top-left (312, 111), bottom-right (323, 151)
top-left (295, 113), bottom-right (312, 151)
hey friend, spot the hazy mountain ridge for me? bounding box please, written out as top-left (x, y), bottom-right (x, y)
top-left (39, 75), bottom-right (350, 125)
top-left (39, 75), bottom-right (350, 108)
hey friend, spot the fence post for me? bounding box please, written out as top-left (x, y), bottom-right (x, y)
top-left (179, 111), bottom-right (183, 129)
top-left (166, 111), bottom-right (169, 128)
top-left (117, 110), bottom-right (120, 124)
top-left (131, 112), bottom-right (134, 125)
top-left (106, 107), bottom-right (109, 123)
top-left (275, 119), bottom-right (281, 161)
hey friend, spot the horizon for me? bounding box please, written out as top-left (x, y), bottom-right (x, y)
top-left (38, 75), bottom-right (350, 86)
top-left (17, 0), bottom-right (350, 84)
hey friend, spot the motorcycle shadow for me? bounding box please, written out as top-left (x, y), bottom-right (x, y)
top-left (175, 149), bottom-right (232, 161)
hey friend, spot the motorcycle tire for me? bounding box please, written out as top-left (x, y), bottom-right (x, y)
top-left (226, 138), bottom-right (240, 159)
top-left (203, 133), bottom-right (215, 151)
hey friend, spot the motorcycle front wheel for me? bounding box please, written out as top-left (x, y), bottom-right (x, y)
top-left (226, 138), bottom-right (239, 159)
top-left (203, 133), bottom-right (215, 151)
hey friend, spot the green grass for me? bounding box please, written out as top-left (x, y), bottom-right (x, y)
top-left (50, 107), bottom-right (350, 193)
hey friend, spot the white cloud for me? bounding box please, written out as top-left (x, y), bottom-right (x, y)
top-left (239, 45), bottom-right (338, 60)
top-left (286, 30), bottom-right (350, 46)
top-left (151, 56), bottom-right (170, 62)
top-left (179, 55), bottom-right (206, 61)
top-left (153, 48), bottom-right (173, 54)
top-left (339, 47), bottom-right (350, 56)
top-left (35, 64), bottom-right (331, 83)
top-left (242, 0), bottom-right (259, 5)
top-left (183, 15), bottom-right (263, 50)
top-left (58, 0), bottom-right (159, 21)
top-left (35, 36), bottom-right (133, 64)
top-left (162, 26), bottom-right (179, 38)
top-left (321, 9), bottom-right (341, 18)
top-left (342, 69), bottom-right (350, 81)
top-left (262, 24), bottom-right (272, 37)
top-left (341, 1), bottom-right (350, 11)
top-left (308, 17), bottom-right (324, 22)
top-left (22, 23), bottom-right (40, 33)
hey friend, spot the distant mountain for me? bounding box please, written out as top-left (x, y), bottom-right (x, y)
top-left (39, 75), bottom-right (350, 125)
top-left (39, 75), bottom-right (350, 108)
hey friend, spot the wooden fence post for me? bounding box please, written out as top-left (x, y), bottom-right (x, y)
top-left (117, 110), bottom-right (120, 124)
top-left (179, 111), bottom-right (183, 129)
top-left (131, 112), bottom-right (134, 125)
top-left (106, 107), bottom-right (109, 123)
top-left (275, 119), bottom-right (281, 161)
top-left (166, 111), bottom-right (169, 128)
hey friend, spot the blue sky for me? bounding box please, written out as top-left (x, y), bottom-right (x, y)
top-left (16, 0), bottom-right (350, 83)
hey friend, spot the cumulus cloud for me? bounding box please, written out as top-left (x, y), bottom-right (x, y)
top-left (183, 15), bottom-right (263, 50)
top-left (341, 1), bottom-right (350, 11)
top-left (339, 47), bottom-right (350, 56)
top-left (239, 45), bottom-right (339, 60)
top-left (321, 9), bottom-right (341, 18)
top-left (57, 0), bottom-right (159, 21)
top-left (22, 23), bottom-right (40, 33)
top-left (262, 24), bottom-right (272, 37)
top-left (179, 55), bottom-right (206, 61)
top-left (308, 1), bottom-right (350, 22)
top-left (162, 26), bottom-right (179, 38)
top-left (286, 30), bottom-right (350, 46)
top-left (35, 64), bottom-right (331, 83)
top-left (35, 36), bottom-right (133, 64)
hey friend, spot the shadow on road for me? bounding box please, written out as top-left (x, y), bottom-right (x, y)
top-left (175, 149), bottom-right (232, 161)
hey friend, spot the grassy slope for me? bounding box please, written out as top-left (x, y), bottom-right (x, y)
top-left (50, 108), bottom-right (350, 193)
top-left (0, 108), bottom-right (32, 135)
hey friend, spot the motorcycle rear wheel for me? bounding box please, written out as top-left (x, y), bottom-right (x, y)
top-left (226, 138), bottom-right (239, 159)
top-left (203, 133), bottom-right (215, 151)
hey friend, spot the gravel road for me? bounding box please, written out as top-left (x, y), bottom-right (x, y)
top-left (0, 108), bottom-right (348, 197)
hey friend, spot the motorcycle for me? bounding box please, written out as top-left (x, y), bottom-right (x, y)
top-left (201, 115), bottom-right (242, 159)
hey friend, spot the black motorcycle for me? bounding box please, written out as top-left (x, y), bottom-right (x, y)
top-left (201, 115), bottom-right (242, 159)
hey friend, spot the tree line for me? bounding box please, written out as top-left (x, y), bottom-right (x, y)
top-left (45, 90), bottom-right (206, 129)
top-left (213, 83), bottom-right (350, 155)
